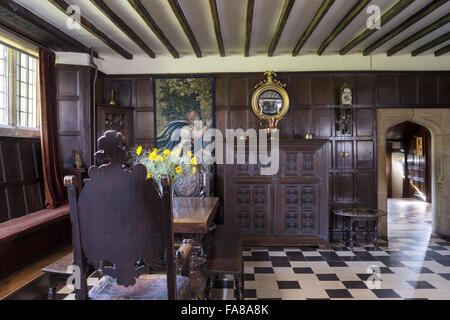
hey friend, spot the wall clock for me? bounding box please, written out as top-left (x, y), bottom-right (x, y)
top-left (251, 71), bottom-right (289, 130)
top-left (336, 83), bottom-right (353, 135)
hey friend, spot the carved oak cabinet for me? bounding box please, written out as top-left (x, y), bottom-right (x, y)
top-left (225, 139), bottom-right (329, 247)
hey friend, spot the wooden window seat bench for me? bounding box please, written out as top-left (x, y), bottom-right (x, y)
top-left (0, 204), bottom-right (71, 278)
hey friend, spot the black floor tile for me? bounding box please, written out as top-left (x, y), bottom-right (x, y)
top-left (253, 267), bottom-right (274, 274)
top-left (252, 252), bottom-right (270, 261)
top-left (438, 273), bottom-right (450, 280)
top-left (270, 256), bottom-right (289, 262)
top-left (316, 274), bottom-right (340, 281)
top-left (371, 289), bottom-right (401, 298)
top-left (305, 256), bottom-right (325, 261)
top-left (277, 281), bottom-right (301, 289)
top-left (320, 252), bottom-right (342, 261)
top-left (271, 260), bottom-right (292, 267)
top-left (286, 252), bottom-right (306, 261)
top-left (406, 281), bottom-right (436, 289)
top-left (327, 261), bottom-right (348, 267)
top-left (325, 289), bottom-right (353, 299)
top-left (244, 273), bottom-right (255, 281)
top-left (407, 266), bottom-right (434, 274)
top-left (342, 281), bottom-right (368, 289)
top-left (244, 289), bottom-right (257, 298)
top-left (293, 267), bottom-right (314, 274)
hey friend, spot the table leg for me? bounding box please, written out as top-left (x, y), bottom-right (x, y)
top-left (207, 276), bottom-right (214, 300)
top-left (373, 218), bottom-right (379, 251)
top-left (48, 274), bottom-right (57, 300)
top-left (349, 219), bottom-right (354, 251)
top-left (235, 273), bottom-right (243, 300)
top-left (189, 250), bottom-right (207, 300)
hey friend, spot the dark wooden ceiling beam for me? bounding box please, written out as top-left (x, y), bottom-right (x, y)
top-left (292, 0), bottom-right (335, 56)
top-left (387, 13), bottom-right (450, 56)
top-left (128, 0), bottom-right (179, 58)
top-left (0, 0), bottom-right (98, 56)
top-left (317, 0), bottom-right (371, 55)
top-left (339, 0), bottom-right (415, 55)
top-left (168, 0), bottom-right (201, 58)
top-left (90, 0), bottom-right (154, 58)
top-left (364, 0), bottom-right (448, 56)
top-left (48, 0), bottom-right (133, 59)
top-left (411, 32), bottom-right (450, 56)
top-left (268, 0), bottom-right (295, 57)
top-left (208, 0), bottom-right (225, 57)
top-left (435, 43), bottom-right (450, 56)
top-left (244, 0), bottom-right (255, 57)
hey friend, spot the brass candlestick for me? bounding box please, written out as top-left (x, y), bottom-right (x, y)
top-left (108, 89), bottom-right (117, 105)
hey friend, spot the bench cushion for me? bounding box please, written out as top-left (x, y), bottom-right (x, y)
top-left (89, 274), bottom-right (191, 300)
top-left (0, 204), bottom-right (70, 242)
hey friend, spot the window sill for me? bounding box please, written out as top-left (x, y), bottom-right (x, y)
top-left (0, 125), bottom-right (40, 138)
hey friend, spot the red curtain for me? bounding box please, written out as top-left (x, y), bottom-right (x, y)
top-left (39, 48), bottom-right (65, 208)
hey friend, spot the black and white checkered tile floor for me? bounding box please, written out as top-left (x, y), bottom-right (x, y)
top-left (56, 199), bottom-right (450, 300)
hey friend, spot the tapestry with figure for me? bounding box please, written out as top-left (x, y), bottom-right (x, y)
top-left (153, 76), bottom-right (215, 162)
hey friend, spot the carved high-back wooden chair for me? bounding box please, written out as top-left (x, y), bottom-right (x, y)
top-left (64, 130), bottom-right (192, 300)
top-left (173, 164), bottom-right (210, 198)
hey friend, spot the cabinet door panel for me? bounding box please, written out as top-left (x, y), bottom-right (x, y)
top-left (279, 184), bottom-right (319, 235)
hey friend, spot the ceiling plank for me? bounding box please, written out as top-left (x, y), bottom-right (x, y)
top-left (435, 43), bottom-right (450, 56)
top-left (48, 0), bottom-right (133, 59)
top-left (0, 0), bottom-right (98, 56)
top-left (90, 0), bottom-right (154, 58)
top-left (268, 0), bottom-right (295, 57)
top-left (339, 0), bottom-right (415, 55)
top-left (364, 0), bottom-right (448, 56)
top-left (168, 0), bottom-right (201, 58)
top-left (128, 0), bottom-right (178, 58)
top-left (208, 0), bottom-right (225, 57)
top-left (411, 32), bottom-right (450, 56)
top-left (292, 0), bottom-right (335, 56)
top-left (317, 0), bottom-right (371, 56)
top-left (387, 13), bottom-right (450, 56)
top-left (244, 0), bottom-right (255, 57)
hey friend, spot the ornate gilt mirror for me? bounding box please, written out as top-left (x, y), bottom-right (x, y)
top-left (251, 71), bottom-right (289, 130)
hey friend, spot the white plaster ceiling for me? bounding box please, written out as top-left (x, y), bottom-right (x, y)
top-left (11, 0), bottom-right (450, 58)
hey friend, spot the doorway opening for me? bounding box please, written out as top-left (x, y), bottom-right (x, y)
top-left (385, 121), bottom-right (432, 239)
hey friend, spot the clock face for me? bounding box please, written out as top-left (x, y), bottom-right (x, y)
top-left (257, 90), bottom-right (284, 116)
top-left (341, 87), bottom-right (352, 105)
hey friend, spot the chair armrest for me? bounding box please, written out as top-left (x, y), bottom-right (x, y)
top-left (175, 239), bottom-right (194, 267)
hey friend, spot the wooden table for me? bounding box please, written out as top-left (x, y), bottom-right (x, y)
top-left (333, 208), bottom-right (387, 251)
top-left (173, 197), bottom-right (219, 235)
top-left (173, 197), bottom-right (219, 300)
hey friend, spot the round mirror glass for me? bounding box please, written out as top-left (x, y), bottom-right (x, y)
top-left (257, 90), bottom-right (284, 116)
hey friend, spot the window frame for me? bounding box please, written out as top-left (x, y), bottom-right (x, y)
top-left (0, 41), bottom-right (40, 138)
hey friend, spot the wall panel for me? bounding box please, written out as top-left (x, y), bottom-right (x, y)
top-left (98, 71), bottom-right (450, 241)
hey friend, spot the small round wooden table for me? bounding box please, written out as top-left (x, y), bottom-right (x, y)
top-left (333, 208), bottom-right (387, 251)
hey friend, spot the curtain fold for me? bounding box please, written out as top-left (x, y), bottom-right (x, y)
top-left (39, 48), bottom-right (65, 208)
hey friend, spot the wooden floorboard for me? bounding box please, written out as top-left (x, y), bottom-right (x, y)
top-left (0, 244), bottom-right (72, 300)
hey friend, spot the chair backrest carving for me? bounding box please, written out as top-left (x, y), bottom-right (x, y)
top-left (65, 130), bottom-right (176, 299)
top-left (173, 164), bottom-right (210, 197)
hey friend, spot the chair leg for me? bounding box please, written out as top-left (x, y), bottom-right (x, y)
top-left (48, 274), bottom-right (57, 300)
top-left (207, 276), bottom-right (214, 300)
top-left (235, 273), bottom-right (243, 300)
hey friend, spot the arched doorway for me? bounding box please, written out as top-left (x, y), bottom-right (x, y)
top-left (385, 121), bottom-right (432, 238)
top-left (376, 109), bottom-right (450, 239)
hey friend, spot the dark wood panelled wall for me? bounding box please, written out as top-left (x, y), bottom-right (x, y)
top-left (93, 71), bottom-right (450, 240)
top-left (56, 65), bottom-right (94, 170)
top-left (0, 136), bottom-right (44, 223)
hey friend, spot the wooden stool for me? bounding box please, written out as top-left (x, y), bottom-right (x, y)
top-left (42, 253), bottom-right (74, 300)
top-left (204, 225), bottom-right (243, 300)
